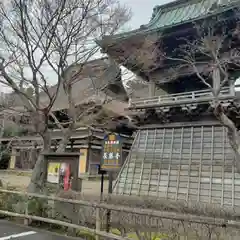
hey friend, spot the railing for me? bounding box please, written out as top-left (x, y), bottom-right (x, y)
top-left (130, 87), bottom-right (235, 109)
top-left (1, 188), bottom-right (240, 239)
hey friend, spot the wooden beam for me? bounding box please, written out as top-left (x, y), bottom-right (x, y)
top-left (139, 120), bottom-right (221, 129)
top-left (0, 128), bottom-right (132, 142)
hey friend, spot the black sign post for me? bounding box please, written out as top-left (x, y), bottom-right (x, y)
top-left (98, 165), bottom-right (106, 199)
top-left (100, 133), bottom-right (122, 232)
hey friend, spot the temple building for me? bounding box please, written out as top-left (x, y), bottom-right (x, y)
top-left (2, 127), bottom-right (132, 176)
top-left (97, 0), bottom-right (240, 207)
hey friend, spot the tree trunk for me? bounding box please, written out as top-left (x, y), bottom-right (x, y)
top-left (27, 85), bottom-right (75, 192)
top-left (229, 133), bottom-right (240, 174)
top-left (56, 128), bottom-right (73, 153)
top-left (0, 114), bottom-right (6, 163)
top-left (27, 131), bottom-right (51, 193)
top-left (56, 85), bottom-right (76, 153)
top-left (214, 104), bottom-right (240, 173)
top-left (27, 127), bottom-right (72, 193)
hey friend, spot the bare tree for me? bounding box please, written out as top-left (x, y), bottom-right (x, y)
top-left (102, 32), bottom-right (163, 106)
top-left (159, 20), bottom-right (240, 172)
top-left (0, 0), bottom-right (131, 193)
top-left (0, 113), bottom-right (6, 169)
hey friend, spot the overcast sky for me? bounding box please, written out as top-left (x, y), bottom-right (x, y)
top-left (121, 0), bottom-right (173, 29)
top-left (1, 0), bottom-right (174, 93)
top-left (2, 0), bottom-right (239, 93)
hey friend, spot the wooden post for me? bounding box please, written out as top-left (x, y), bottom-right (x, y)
top-left (24, 194), bottom-right (29, 226)
top-left (100, 172), bottom-right (104, 199)
top-left (108, 172), bottom-right (113, 194)
top-left (42, 154), bottom-right (48, 189)
top-left (71, 160), bottom-right (79, 191)
top-left (95, 207), bottom-right (101, 240)
top-left (70, 140), bottom-right (74, 152)
top-left (149, 80), bottom-right (156, 97)
top-left (229, 78), bottom-right (235, 96)
top-left (9, 148), bottom-right (17, 169)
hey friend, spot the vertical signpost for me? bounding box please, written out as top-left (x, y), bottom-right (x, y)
top-left (100, 133), bottom-right (122, 232)
top-left (101, 133), bottom-right (122, 171)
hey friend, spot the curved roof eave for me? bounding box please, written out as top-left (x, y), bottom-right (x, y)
top-left (96, 2), bottom-right (240, 48)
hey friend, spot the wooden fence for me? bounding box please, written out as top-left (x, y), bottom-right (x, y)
top-left (1, 188), bottom-right (240, 239)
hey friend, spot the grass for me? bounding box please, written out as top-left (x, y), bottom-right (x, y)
top-left (111, 228), bottom-right (168, 239)
top-left (75, 228), bottom-right (169, 240)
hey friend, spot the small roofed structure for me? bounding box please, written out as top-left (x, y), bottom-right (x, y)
top-left (43, 152), bottom-right (82, 191)
top-left (4, 127), bottom-right (133, 176)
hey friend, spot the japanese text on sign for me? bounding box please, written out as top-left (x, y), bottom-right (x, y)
top-left (101, 133), bottom-right (122, 171)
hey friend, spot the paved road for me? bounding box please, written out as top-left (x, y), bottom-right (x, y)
top-left (0, 220), bottom-right (80, 240)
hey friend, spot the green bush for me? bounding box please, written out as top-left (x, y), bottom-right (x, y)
top-left (111, 228), bottom-right (168, 240)
top-left (76, 230), bottom-right (96, 240)
top-left (0, 189), bottom-right (48, 218)
top-left (28, 197), bottom-right (49, 217)
top-left (0, 192), bottom-right (24, 212)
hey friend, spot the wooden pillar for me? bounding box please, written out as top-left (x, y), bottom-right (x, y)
top-left (9, 148), bottom-right (17, 169)
top-left (95, 207), bottom-right (101, 240)
top-left (71, 159), bottom-right (79, 191)
top-left (149, 79), bottom-right (156, 97)
top-left (70, 140), bottom-right (74, 152)
top-left (229, 78), bottom-right (235, 96)
top-left (87, 147), bottom-right (91, 175)
top-left (87, 130), bottom-right (92, 175)
top-left (78, 149), bottom-right (88, 176)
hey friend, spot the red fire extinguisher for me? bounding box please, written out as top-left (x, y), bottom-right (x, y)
top-left (64, 164), bottom-right (71, 191)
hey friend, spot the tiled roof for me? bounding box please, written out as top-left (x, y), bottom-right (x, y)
top-left (145, 0), bottom-right (217, 30)
top-left (99, 0), bottom-right (240, 41)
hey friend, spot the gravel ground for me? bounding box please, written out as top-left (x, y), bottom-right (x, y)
top-left (0, 171), bottom-right (111, 194)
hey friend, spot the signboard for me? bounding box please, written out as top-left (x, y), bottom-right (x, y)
top-left (101, 133), bottom-right (122, 171)
top-left (47, 162), bottom-right (61, 183)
